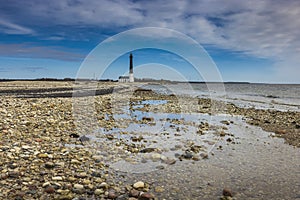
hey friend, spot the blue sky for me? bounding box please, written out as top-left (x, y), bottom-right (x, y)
top-left (0, 0), bottom-right (299, 83)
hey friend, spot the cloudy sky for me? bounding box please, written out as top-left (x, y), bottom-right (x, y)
top-left (0, 0), bottom-right (299, 83)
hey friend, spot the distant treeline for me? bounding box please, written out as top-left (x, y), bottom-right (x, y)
top-left (0, 78), bottom-right (251, 84)
top-left (0, 78), bottom-right (117, 82)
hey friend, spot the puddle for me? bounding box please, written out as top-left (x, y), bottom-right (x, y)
top-left (66, 99), bottom-right (300, 199)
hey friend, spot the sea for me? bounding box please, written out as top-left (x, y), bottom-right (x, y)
top-left (141, 83), bottom-right (300, 112)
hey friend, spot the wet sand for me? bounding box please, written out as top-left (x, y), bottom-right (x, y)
top-left (0, 81), bottom-right (299, 200)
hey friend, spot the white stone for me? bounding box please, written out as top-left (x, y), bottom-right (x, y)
top-left (133, 181), bottom-right (145, 189)
top-left (74, 184), bottom-right (84, 190)
top-left (42, 182), bottom-right (51, 187)
top-left (94, 189), bottom-right (104, 195)
top-left (52, 176), bottom-right (63, 181)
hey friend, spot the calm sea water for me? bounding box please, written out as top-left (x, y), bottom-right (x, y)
top-left (142, 83), bottom-right (300, 111)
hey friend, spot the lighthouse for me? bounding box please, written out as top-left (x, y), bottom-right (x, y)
top-left (129, 53), bottom-right (134, 82)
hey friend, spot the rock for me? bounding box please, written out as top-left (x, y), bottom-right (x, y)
top-left (192, 155), bottom-right (200, 161)
top-left (222, 188), bottom-right (233, 197)
top-left (8, 171), bottom-right (20, 178)
top-left (108, 190), bottom-right (118, 199)
top-left (57, 194), bottom-right (74, 200)
top-left (70, 133), bottom-right (80, 138)
top-left (154, 186), bottom-right (165, 193)
top-left (45, 162), bottom-right (55, 169)
top-left (74, 184), bottom-right (84, 190)
top-left (142, 117), bottom-right (154, 122)
top-left (183, 152), bottom-right (193, 159)
top-left (37, 153), bottom-right (48, 158)
top-left (75, 172), bottom-right (87, 178)
top-left (45, 186), bottom-right (55, 194)
top-left (99, 182), bottom-right (109, 189)
top-left (52, 176), bottom-right (63, 181)
top-left (0, 173), bottom-right (8, 180)
top-left (79, 135), bottom-right (90, 142)
top-left (42, 182), bottom-right (51, 187)
top-left (57, 189), bottom-right (70, 195)
top-left (139, 148), bottom-right (157, 153)
top-left (219, 131), bottom-right (226, 137)
top-left (220, 120), bottom-right (230, 125)
top-left (200, 153), bottom-right (208, 159)
top-left (139, 192), bottom-right (155, 200)
top-left (162, 158), bottom-right (176, 165)
top-left (71, 159), bottom-right (81, 164)
top-left (94, 188), bottom-right (104, 195)
top-left (21, 145), bottom-right (31, 150)
top-left (151, 153), bottom-right (161, 161)
top-left (133, 181), bottom-right (145, 189)
top-left (275, 129), bottom-right (286, 135)
top-left (129, 189), bottom-right (140, 197)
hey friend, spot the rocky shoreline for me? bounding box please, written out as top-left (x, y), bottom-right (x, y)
top-left (0, 81), bottom-right (299, 199)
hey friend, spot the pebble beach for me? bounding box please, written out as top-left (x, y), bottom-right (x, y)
top-left (0, 81), bottom-right (299, 200)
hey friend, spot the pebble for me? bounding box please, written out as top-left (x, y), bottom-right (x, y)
top-left (37, 153), bottom-right (48, 158)
top-left (151, 153), bottom-right (161, 161)
top-left (45, 162), bottom-right (55, 169)
top-left (108, 190), bottom-right (118, 199)
top-left (139, 192), bottom-right (155, 200)
top-left (71, 159), bottom-right (81, 164)
top-left (42, 182), bottom-right (51, 187)
top-left (154, 186), bottom-right (165, 193)
top-left (94, 188), bottom-right (104, 195)
top-left (129, 189), bottom-right (140, 197)
top-left (99, 182), bottom-right (109, 189)
top-left (200, 153), bottom-right (208, 159)
top-left (223, 188), bottom-right (233, 197)
top-left (52, 176), bottom-right (63, 181)
top-left (44, 186), bottom-right (55, 194)
top-left (74, 184), bottom-right (84, 190)
top-left (133, 181), bottom-right (145, 189)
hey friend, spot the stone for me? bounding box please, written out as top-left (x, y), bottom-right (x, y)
top-left (42, 182), bottom-right (51, 187)
top-left (94, 188), bottom-right (104, 195)
top-left (219, 131), bottom-right (226, 137)
top-left (71, 159), bottom-right (81, 164)
top-left (151, 153), bottom-right (161, 161)
top-left (57, 189), bottom-right (70, 195)
top-left (57, 194), bottom-right (74, 200)
top-left (74, 184), bottom-right (84, 190)
top-left (108, 190), bottom-right (118, 199)
top-left (45, 186), bottom-right (55, 194)
top-left (275, 129), bottom-right (286, 135)
top-left (139, 192), bottom-right (155, 200)
top-left (45, 162), bottom-right (55, 169)
top-left (129, 189), bottom-right (140, 197)
top-left (133, 181), bottom-right (145, 189)
top-left (75, 172), bottom-right (87, 178)
top-left (8, 171), bottom-right (20, 178)
top-left (183, 152), bottom-right (193, 159)
top-left (162, 158), bottom-right (176, 165)
top-left (220, 120), bottom-right (230, 125)
top-left (52, 176), bottom-right (63, 181)
top-left (154, 186), bottom-right (165, 193)
top-left (139, 148), bottom-right (157, 153)
top-left (37, 153), bottom-right (48, 158)
top-left (99, 182), bottom-right (109, 189)
top-left (200, 153), bottom-right (208, 159)
top-left (222, 188), bottom-right (233, 197)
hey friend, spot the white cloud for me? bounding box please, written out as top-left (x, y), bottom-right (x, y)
top-left (0, 19), bottom-right (34, 34)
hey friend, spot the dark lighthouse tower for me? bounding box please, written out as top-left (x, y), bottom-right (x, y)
top-left (129, 53), bottom-right (134, 82)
